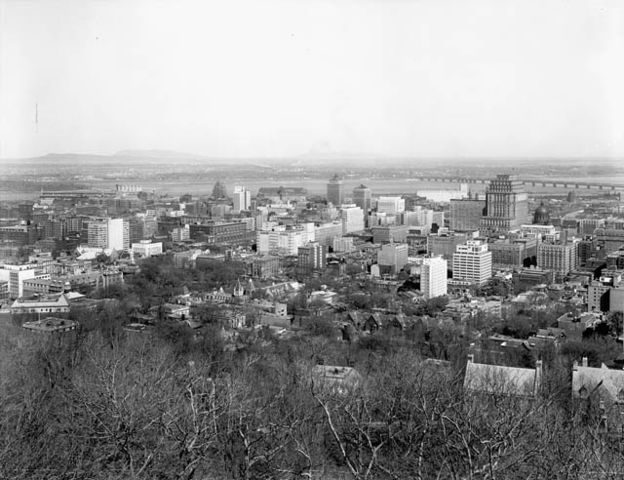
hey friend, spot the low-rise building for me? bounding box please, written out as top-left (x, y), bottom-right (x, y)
top-left (464, 355), bottom-right (542, 398)
top-left (23, 317), bottom-right (78, 333)
top-left (131, 240), bottom-right (163, 258)
top-left (11, 294), bottom-right (70, 316)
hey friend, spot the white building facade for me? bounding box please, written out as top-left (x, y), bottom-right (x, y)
top-left (421, 256), bottom-right (448, 299)
top-left (452, 240), bottom-right (492, 286)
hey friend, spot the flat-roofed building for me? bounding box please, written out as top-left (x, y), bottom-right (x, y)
top-left (297, 242), bottom-right (327, 275)
top-left (340, 205), bottom-right (365, 234)
top-left (537, 242), bottom-right (578, 277)
top-left (449, 197), bottom-right (485, 232)
top-left (246, 255), bottom-right (281, 278)
top-left (23, 317), bottom-right (78, 333)
top-left (377, 196), bottom-right (405, 215)
top-left (314, 222), bottom-right (343, 247)
top-left (427, 232), bottom-right (468, 261)
top-left (378, 243), bottom-right (409, 275)
top-left (327, 175), bottom-right (344, 206)
top-left (190, 221), bottom-right (254, 246)
top-left (452, 241), bottom-right (492, 286)
top-left (131, 240), bottom-right (163, 258)
top-left (372, 225), bottom-right (409, 244)
top-left (352, 185), bottom-right (372, 212)
top-left (421, 256), bottom-right (448, 299)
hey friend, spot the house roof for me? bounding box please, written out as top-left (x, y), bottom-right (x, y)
top-left (464, 356), bottom-right (542, 397)
top-left (366, 313), bottom-right (383, 325)
top-left (312, 365), bottom-right (361, 388)
top-left (572, 362), bottom-right (624, 403)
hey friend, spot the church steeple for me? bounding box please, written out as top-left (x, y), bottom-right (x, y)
top-left (233, 278), bottom-right (245, 297)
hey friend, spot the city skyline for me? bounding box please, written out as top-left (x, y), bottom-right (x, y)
top-left (1, 0), bottom-right (623, 160)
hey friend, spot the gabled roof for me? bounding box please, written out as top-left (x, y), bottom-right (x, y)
top-left (572, 360), bottom-right (624, 403)
top-left (387, 313), bottom-right (407, 329)
top-left (464, 355), bottom-right (542, 397)
top-left (11, 294), bottom-right (69, 309)
top-left (366, 312), bottom-right (383, 325)
top-left (312, 365), bottom-right (362, 391)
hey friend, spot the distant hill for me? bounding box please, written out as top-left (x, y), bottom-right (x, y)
top-left (114, 149), bottom-right (204, 160)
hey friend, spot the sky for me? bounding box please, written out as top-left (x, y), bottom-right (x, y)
top-left (1, 0), bottom-right (623, 160)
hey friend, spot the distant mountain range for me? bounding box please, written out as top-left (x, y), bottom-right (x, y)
top-left (1, 150), bottom-right (622, 170)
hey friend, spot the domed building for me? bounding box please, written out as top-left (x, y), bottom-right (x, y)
top-left (533, 201), bottom-right (550, 225)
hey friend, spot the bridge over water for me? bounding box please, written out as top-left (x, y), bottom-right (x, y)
top-left (412, 176), bottom-right (624, 192)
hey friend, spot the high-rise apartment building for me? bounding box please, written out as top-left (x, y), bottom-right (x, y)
top-left (352, 184), bottom-right (372, 212)
top-left (327, 175), bottom-right (344, 206)
top-left (421, 256), bottom-right (448, 299)
top-left (480, 175), bottom-right (529, 233)
top-left (297, 242), bottom-right (327, 275)
top-left (233, 186), bottom-right (252, 212)
top-left (87, 218), bottom-right (129, 251)
top-left (452, 240), bottom-right (492, 286)
top-left (87, 220), bottom-right (108, 249)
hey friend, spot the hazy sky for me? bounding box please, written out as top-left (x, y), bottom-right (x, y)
top-left (1, 0), bottom-right (623, 160)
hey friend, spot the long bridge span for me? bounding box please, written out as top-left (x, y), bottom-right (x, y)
top-left (412, 176), bottom-right (624, 192)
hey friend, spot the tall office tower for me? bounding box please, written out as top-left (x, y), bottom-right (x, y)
top-left (212, 180), bottom-right (228, 199)
top-left (18, 202), bottom-right (34, 222)
top-left (452, 240), bottom-right (492, 286)
top-left (421, 256), bottom-right (448, 299)
top-left (340, 205), bottom-right (365, 234)
top-left (127, 216), bottom-right (145, 244)
top-left (327, 175), bottom-right (344, 206)
top-left (353, 184), bottom-right (372, 212)
top-left (480, 174), bottom-right (529, 233)
top-left (537, 242), bottom-right (579, 277)
top-left (377, 196), bottom-right (406, 214)
top-left (233, 186), bottom-right (252, 212)
top-left (297, 242), bottom-right (327, 275)
top-left (449, 195), bottom-right (486, 231)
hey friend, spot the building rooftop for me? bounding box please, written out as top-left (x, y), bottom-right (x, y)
top-left (11, 294), bottom-right (69, 309)
top-left (573, 358), bottom-right (624, 403)
top-left (23, 317), bottom-right (78, 333)
top-left (464, 355), bottom-right (542, 397)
